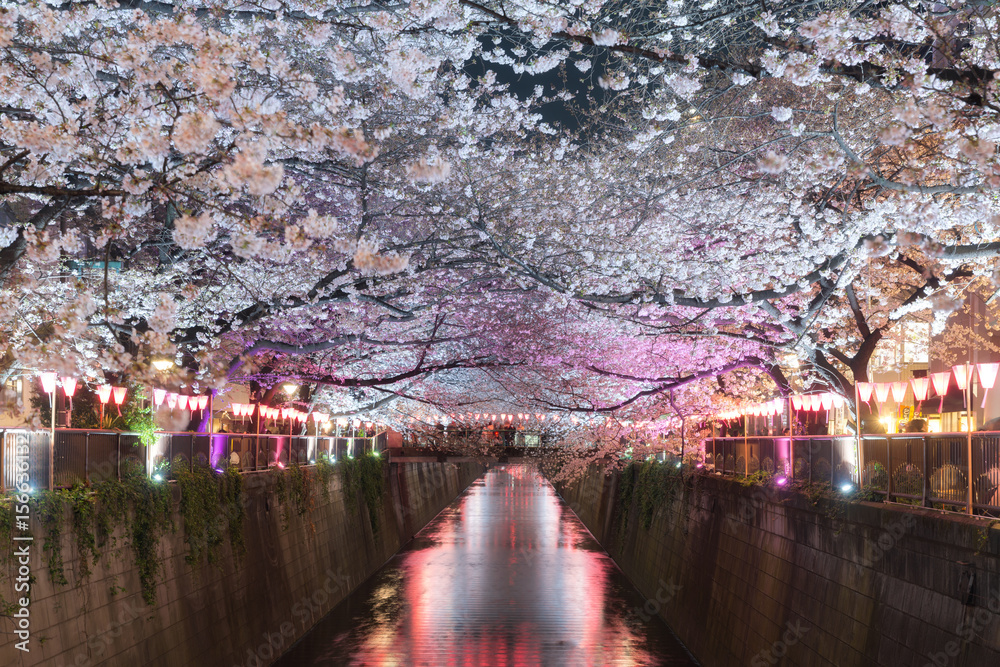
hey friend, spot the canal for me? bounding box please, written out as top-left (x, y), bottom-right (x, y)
top-left (276, 464), bottom-right (697, 666)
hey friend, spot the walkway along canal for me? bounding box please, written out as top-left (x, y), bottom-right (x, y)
top-left (277, 464), bottom-right (696, 666)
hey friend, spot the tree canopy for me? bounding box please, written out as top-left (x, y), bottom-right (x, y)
top-left (1, 0), bottom-right (999, 451)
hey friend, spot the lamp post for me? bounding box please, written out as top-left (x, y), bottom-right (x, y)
top-left (40, 373), bottom-right (57, 491)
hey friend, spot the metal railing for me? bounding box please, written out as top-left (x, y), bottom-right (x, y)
top-left (706, 432), bottom-right (1000, 513)
top-left (1, 428), bottom-right (389, 492)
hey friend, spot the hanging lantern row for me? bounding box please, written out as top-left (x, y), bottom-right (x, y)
top-left (38, 373), bottom-right (79, 399)
top-left (450, 412), bottom-right (564, 424)
top-left (717, 397), bottom-right (787, 421)
top-left (151, 388), bottom-right (208, 412)
top-left (857, 362), bottom-right (1000, 412)
top-left (228, 403), bottom-right (351, 428)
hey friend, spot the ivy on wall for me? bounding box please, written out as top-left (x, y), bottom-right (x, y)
top-left (339, 455), bottom-right (387, 535)
top-left (0, 455), bottom-right (389, 613)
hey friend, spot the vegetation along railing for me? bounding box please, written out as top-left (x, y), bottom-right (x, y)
top-left (706, 433), bottom-right (1000, 513)
top-left (0, 428), bottom-right (389, 492)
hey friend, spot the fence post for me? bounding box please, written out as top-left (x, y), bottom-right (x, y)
top-left (116, 432), bottom-right (121, 481)
top-left (921, 435), bottom-right (932, 508)
top-left (789, 437), bottom-right (795, 479)
top-left (886, 435), bottom-right (893, 502)
top-left (85, 432), bottom-right (90, 485)
top-left (808, 436), bottom-right (813, 485)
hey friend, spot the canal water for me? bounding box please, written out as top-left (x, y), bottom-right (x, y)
top-left (276, 464), bottom-right (697, 666)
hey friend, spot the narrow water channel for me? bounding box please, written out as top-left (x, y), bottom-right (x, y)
top-left (277, 464), bottom-right (697, 666)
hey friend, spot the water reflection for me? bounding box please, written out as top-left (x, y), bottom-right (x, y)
top-left (277, 465), bottom-right (696, 666)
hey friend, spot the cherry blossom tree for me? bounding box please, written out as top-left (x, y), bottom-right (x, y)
top-left (2, 0), bottom-right (1000, 463)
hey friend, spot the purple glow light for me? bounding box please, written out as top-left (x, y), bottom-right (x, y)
top-left (775, 476), bottom-right (788, 486)
top-left (210, 434), bottom-right (227, 468)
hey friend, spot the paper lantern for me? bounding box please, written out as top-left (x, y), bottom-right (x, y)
top-left (874, 383), bottom-right (890, 404)
top-left (39, 372), bottom-right (57, 394)
top-left (890, 381), bottom-right (907, 403)
top-left (832, 394), bottom-right (845, 409)
top-left (910, 377), bottom-right (929, 401)
top-left (930, 372), bottom-right (950, 397)
top-left (809, 395), bottom-right (822, 411)
top-left (820, 393), bottom-right (834, 411)
top-left (791, 395), bottom-right (804, 411)
top-left (61, 377), bottom-right (77, 397)
top-left (978, 362), bottom-right (1000, 389)
top-left (231, 402), bottom-right (242, 416)
top-left (176, 395), bottom-right (189, 410)
top-left (953, 364), bottom-right (970, 390)
top-left (153, 388), bottom-right (166, 407)
top-left (857, 382), bottom-right (873, 403)
top-left (244, 404), bottom-right (256, 418)
top-left (112, 386), bottom-right (127, 405)
top-left (978, 362), bottom-right (1000, 409)
top-left (196, 395), bottom-right (209, 410)
top-left (166, 393), bottom-right (177, 409)
top-left (772, 399), bottom-right (784, 414)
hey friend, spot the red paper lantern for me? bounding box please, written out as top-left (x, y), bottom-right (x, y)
top-left (112, 386), bottom-right (127, 405)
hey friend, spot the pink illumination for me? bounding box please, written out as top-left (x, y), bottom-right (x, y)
top-left (910, 377), bottom-right (930, 401)
top-left (176, 395), bottom-right (189, 410)
top-left (820, 393), bottom-right (834, 411)
top-left (809, 395), bottom-right (822, 412)
top-left (166, 393), bottom-right (177, 409)
top-left (153, 388), bottom-right (166, 407)
top-left (61, 377), bottom-right (77, 397)
top-left (978, 362), bottom-right (1000, 409)
top-left (245, 404), bottom-right (256, 418)
top-left (953, 364), bottom-right (970, 390)
top-left (775, 476), bottom-right (788, 486)
top-left (39, 372), bottom-right (57, 394)
top-left (978, 362), bottom-right (1000, 389)
top-left (312, 412), bottom-right (322, 422)
top-left (231, 402), bottom-right (242, 416)
top-left (874, 382), bottom-right (890, 404)
top-left (112, 386), bottom-right (127, 405)
top-left (930, 371), bottom-right (950, 396)
top-left (890, 381), bottom-right (907, 403)
top-left (196, 395), bottom-right (209, 410)
top-left (281, 407), bottom-right (291, 420)
top-left (790, 395), bottom-right (803, 411)
top-left (857, 382), bottom-right (873, 403)
top-left (832, 394), bottom-right (845, 409)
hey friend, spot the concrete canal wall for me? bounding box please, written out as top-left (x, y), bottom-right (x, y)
top-left (0, 460), bottom-right (485, 666)
top-left (553, 466), bottom-right (1000, 667)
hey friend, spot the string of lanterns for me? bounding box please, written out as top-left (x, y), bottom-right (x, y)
top-left (857, 362), bottom-right (1000, 413)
